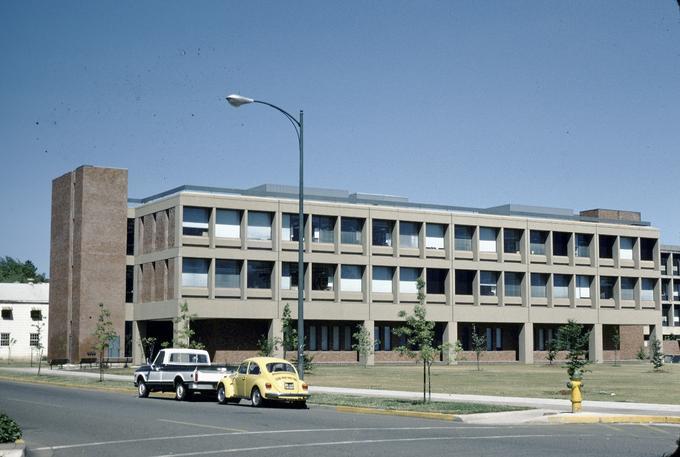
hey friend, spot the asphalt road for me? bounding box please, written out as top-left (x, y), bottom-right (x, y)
top-left (0, 380), bottom-right (677, 457)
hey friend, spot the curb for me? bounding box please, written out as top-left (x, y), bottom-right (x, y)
top-left (335, 405), bottom-right (461, 421)
top-left (547, 415), bottom-right (680, 425)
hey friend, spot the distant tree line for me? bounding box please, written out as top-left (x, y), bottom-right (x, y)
top-left (0, 257), bottom-right (47, 283)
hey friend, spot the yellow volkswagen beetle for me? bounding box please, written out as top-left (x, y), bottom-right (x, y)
top-left (216, 357), bottom-right (310, 407)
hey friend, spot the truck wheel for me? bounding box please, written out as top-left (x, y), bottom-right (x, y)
top-left (217, 385), bottom-right (227, 405)
top-left (137, 380), bottom-right (149, 398)
top-left (250, 387), bottom-right (263, 407)
top-left (175, 382), bottom-right (190, 401)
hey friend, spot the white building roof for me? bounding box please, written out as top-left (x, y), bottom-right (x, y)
top-left (0, 283), bottom-right (49, 305)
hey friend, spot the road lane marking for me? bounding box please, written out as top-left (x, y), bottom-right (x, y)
top-left (640, 424), bottom-right (674, 435)
top-left (6, 398), bottom-right (63, 408)
top-left (159, 419), bottom-right (246, 432)
top-left (150, 433), bottom-right (595, 457)
top-left (29, 425), bottom-right (505, 451)
top-left (600, 423), bottom-right (625, 433)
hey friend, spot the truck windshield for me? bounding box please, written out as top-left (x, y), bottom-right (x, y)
top-left (266, 362), bottom-right (296, 374)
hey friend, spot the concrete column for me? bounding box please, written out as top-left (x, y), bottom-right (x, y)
top-left (519, 322), bottom-right (534, 364)
top-left (361, 320), bottom-right (375, 366)
top-left (589, 323), bottom-right (603, 363)
top-left (269, 318), bottom-right (284, 358)
top-left (132, 320), bottom-right (146, 365)
top-left (649, 321), bottom-right (663, 348)
top-left (443, 321), bottom-right (458, 364)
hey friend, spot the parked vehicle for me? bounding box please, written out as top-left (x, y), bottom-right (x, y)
top-left (133, 348), bottom-right (233, 401)
top-left (216, 357), bottom-right (310, 407)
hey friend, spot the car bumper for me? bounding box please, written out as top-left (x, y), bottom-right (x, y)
top-left (264, 392), bottom-right (310, 400)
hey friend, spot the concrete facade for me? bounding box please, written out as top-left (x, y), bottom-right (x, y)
top-left (0, 283), bottom-right (49, 361)
top-left (48, 166), bottom-right (128, 363)
top-left (660, 245), bottom-right (680, 339)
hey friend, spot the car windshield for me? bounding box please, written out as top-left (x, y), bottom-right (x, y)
top-left (266, 362), bottom-right (296, 374)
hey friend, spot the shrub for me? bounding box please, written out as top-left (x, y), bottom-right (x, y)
top-left (0, 413), bottom-right (22, 443)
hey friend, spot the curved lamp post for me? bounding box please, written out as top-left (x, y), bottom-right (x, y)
top-left (226, 94), bottom-right (306, 379)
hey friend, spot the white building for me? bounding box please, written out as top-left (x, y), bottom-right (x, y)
top-left (0, 283), bottom-right (49, 362)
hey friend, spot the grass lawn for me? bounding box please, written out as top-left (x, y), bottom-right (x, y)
top-left (305, 362), bottom-right (680, 404)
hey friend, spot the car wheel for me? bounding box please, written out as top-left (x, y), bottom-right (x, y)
top-left (175, 382), bottom-right (189, 401)
top-left (137, 379), bottom-right (149, 398)
top-left (217, 385), bottom-right (227, 405)
top-left (250, 387), bottom-right (263, 407)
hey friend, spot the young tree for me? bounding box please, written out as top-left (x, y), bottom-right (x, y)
top-left (173, 301), bottom-right (205, 349)
top-left (394, 277), bottom-right (448, 402)
top-left (546, 339), bottom-right (558, 366)
top-left (281, 303), bottom-right (297, 360)
top-left (92, 303), bottom-right (118, 382)
top-left (6, 336), bottom-right (17, 365)
top-left (556, 320), bottom-right (591, 379)
top-left (352, 324), bottom-right (374, 367)
top-left (470, 324), bottom-right (487, 371)
top-left (32, 318), bottom-right (45, 376)
top-left (256, 334), bottom-right (279, 357)
top-left (452, 339), bottom-right (464, 363)
top-left (611, 327), bottom-right (621, 366)
top-left (650, 338), bottom-right (664, 371)
top-left (140, 336), bottom-right (157, 363)
top-left (0, 257), bottom-right (47, 283)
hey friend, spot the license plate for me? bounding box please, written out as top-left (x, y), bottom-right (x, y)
top-left (285, 382), bottom-right (294, 390)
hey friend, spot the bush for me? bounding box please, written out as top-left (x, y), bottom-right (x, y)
top-left (0, 413), bottom-right (22, 443)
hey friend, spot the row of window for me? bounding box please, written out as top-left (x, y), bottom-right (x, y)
top-left (660, 252), bottom-right (680, 276)
top-left (181, 207), bottom-right (657, 261)
top-left (1, 309), bottom-right (43, 320)
top-left (0, 333), bottom-right (40, 347)
top-left (660, 278), bottom-right (680, 301)
top-left (181, 258), bottom-right (656, 300)
top-left (662, 305), bottom-right (680, 326)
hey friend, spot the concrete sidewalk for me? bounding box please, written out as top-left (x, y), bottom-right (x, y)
top-left (3, 367), bottom-right (680, 424)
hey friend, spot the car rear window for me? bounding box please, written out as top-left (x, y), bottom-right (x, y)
top-left (266, 362), bottom-right (296, 374)
top-left (169, 353), bottom-right (208, 364)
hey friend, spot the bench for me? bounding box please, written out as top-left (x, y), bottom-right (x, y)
top-left (49, 358), bottom-right (69, 369)
top-left (79, 357), bottom-right (97, 369)
top-left (102, 356), bottom-right (133, 368)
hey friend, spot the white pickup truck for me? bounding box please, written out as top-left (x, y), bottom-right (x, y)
top-left (133, 348), bottom-right (233, 401)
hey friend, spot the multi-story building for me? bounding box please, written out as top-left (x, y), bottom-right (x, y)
top-left (49, 166), bottom-right (664, 365)
top-left (660, 246), bottom-right (680, 338)
top-left (0, 283), bottom-right (49, 362)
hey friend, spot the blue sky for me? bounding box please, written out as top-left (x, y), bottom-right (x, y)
top-left (1, 1), bottom-right (679, 275)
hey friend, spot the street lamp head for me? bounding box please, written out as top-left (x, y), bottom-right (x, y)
top-left (226, 94), bottom-right (255, 107)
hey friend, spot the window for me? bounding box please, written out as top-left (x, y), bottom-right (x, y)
top-left (247, 261), bottom-right (273, 289)
top-left (552, 232), bottom-right (570, 257)
top-left (641, 278), bottom-right (655, 301)
top-left (152, 350), bottom-right (166, 366)
top-left (215, 209), bottom-right (241, 238)
top-left (312, 264), bottom-right (335, 291)
top-left (183, 206), bottom-right (209, 237)
top-left (454, 225), bottom-right (474, 251)
top-left (620, 237), bottom-right (634, 260)
top-left (504, 272), bottom-right (523, 297)
top-left (281, 262), bottom-right (304, 290)
top-left (126, 265), bottom-right (134, 303)
top-left (599, 235), bottom-right (615, 259)
top-left (248, 363), bottom-right (261, 375)
top-left (215, 259), bottom-right (241, 288)
top-left (675, 281), bottom-right (680, 300)
top-left (181, 258), bottom-right (209, 287)
top-left (504, 229), bottom-right (522, 254)
top-left (576, 275), bottom-right (591, 299)
top-left (341, 265), bottom-right (363, 292)
top-left (30, 310), bottom-right (42, 321)
top-left (29, 333), bottom-right (40, 347)
top-left (480, 271), bottom-right (498, 296)
top-left (662, 279), bottom-right (670, 301)
top-left (372, 266), bottom-right (393, 293)
top-left (247, 212), bottom-right (272, 241)
top-left (600, 276), bottom-right (616, 300)
top-left (1, 308), bottom-right (12, 320)
top-left (0, 334), bottom-right (9, 346)
top-left (126, 218), bottom-right (135, 255)
top-left (399, 267), bottom-right (421, 293)
top-left (312, 215), bottom-right (335, 243)
top-left (455, 270), bottom-right (475, 295)
top-left (553, 274), bottom-right (570, 299)
top-left (282, 213), bottom-right (304, 242)
top-left (266, 362), bottom-right (296, 374)
top-left (426, 269), bottom-right (447, 294)
top-left (479, 227), bottom-right (498, 253)
top-left (640, 238), bottom-right (655, 261)
top-left (531, 273), bottom-right (548, 298)
top-left (575, 234), bottom-right (591, 257)
top-left (341, 217), bottom-right (363, 245)
top-left (620, 277), bottom-right (635, 301)
top-left (237, 362), bottom-right (248, 374)
top-left (529, 231), bottom-right (547, 255)
top-left (661, 253), bottom-right (669, 274)
top-left (399, 221), bottom-right (420, 249)
top-left (169, 352), bottom-right (208, 363)
top-left (372, 220), bottom-right (393, 247)
top-left (425, 224), bottom-right (445, 250)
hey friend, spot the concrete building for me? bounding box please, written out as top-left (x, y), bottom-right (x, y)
top-left (660, 245), bottom-right (680, 357)
top-left (48, 166), bottom-right (664, 365)
top-left (0, 283), bottom-right (49, 362)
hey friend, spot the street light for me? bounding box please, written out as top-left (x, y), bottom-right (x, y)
top-left (226, 94), bottom-right (306, 379)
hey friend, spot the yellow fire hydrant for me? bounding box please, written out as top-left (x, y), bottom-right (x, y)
top-left (566, 371), bottom-right (583, 413)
